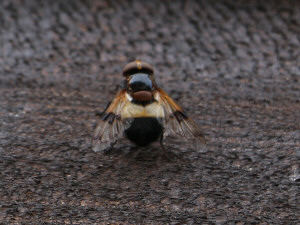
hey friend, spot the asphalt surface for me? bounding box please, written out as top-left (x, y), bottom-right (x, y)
top-left (0, 0), bottom-right (299, 224)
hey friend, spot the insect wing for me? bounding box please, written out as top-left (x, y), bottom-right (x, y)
top-left (155, 88), bottom-right (206, 143)
top-left (92, 89), bottom-right (132, 152)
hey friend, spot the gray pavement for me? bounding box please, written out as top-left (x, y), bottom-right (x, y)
top-left (0, 0), bottom-right (299, 224)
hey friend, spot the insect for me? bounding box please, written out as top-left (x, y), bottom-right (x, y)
top-left (92, 60), bottom-right (205, 152)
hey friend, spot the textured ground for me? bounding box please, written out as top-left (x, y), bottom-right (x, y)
top-left (0, 0), bottom-right (299, 224)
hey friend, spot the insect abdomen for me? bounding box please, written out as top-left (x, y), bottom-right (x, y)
top-left (125, 117), bottom-right (163, 147)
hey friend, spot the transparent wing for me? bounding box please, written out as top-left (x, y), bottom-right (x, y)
top-left (92, 89), bottom-right (132, 152)
top-left (155, 88), bottom-right (206, 143)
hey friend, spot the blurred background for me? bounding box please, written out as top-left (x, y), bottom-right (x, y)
top-left (0, 0), bottom-right (299, 224)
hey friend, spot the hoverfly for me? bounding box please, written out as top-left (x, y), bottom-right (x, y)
top-left (92, 60), bottom-right (205, 152)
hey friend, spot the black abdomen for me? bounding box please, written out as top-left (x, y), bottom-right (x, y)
top-left (125, 117), bottom-right (163, 147)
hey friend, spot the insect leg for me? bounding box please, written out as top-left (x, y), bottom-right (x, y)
top-left (160, 133), bottom-right (166, 153)
top-left (95, 101), bottom-right (112, 117)
top-left (114, 83), bottom-right (124, 91)
top-left (103, 140), bottom-right (117, 154)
